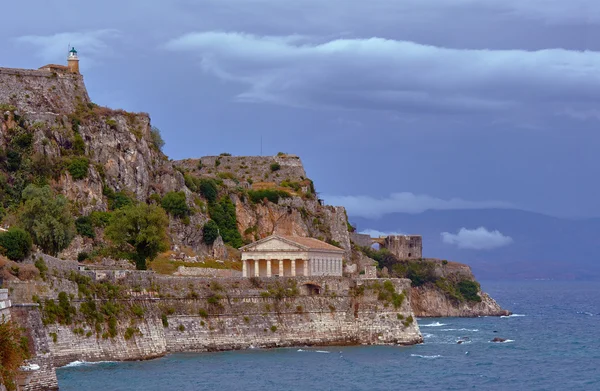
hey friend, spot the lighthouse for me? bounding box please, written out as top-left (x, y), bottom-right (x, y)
top-left (67, 47), bottom-right (79, 74)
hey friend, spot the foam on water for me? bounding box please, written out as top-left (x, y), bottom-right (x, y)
top-left (63, 361), bottom-right (115, 368)
top-left (500, 314), bottom-right (525, 318)
top-left (411, 354), bottom-right (442, 359)
top-left (440, 328), bottom-right (479, 332)
top-left (420, 322), bottom-right (447, 327)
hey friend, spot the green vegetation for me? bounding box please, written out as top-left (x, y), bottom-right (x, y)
top-left (372, 280), bottom-right (406, 309)
top-left (0, 227), bottom-right (32, 261)
top-left (105, 203), bottom-right (169, 270)
top-left (34, 257), bottom-right (48, 279)
top-left (247, 189), bottom-right (291, 204)
top-left (161, 191), bottom-right (190, 218)
top-left (199, 179), bottom-right (218, 202)
top-left (0, 320), bottom-right (30, 391)
top-left (18, 185), bottom-right (75, 256)
top-left (67, 157), bottom-right (89, 180)
top-left (75, 215), bottom-right (95, 238)
top-left (40, 292), bottom-right (77, 325)
top-left (161, 314), bottom-right (169, 327)
top-left (202, 220), bottom-right (220, 245)
top-left (150, 126), bottom-right (165, 152)
top-left (458, 280), bottom-right (482, 302)
top-left (270, 325), bottom-right (277, 332)
top-left (207, 196), bottom-right (242, 248)
top-left (103, 186), bottom-right (134, 210)
top-left (270, 163), bottom-right (281, 172)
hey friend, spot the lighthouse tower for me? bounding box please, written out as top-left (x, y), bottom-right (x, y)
top-left (67, 47), bottom-right (79, 74)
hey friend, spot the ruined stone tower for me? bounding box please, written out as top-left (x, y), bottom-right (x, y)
top-left (383, 235), bottom-right (422, 259)
top-left (67, 47), bottom-right (79, 74)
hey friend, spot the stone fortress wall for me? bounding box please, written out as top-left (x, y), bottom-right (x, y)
top-left (0, 67), bottom-right (89, 114)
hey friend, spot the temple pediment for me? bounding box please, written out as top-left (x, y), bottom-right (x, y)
top-left (241, 236), bottom-right (306, 252)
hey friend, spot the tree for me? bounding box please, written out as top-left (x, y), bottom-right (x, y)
top-left (208, 196), bottom-right (243, 248)
top-left (0, 320), bottom-right (30, 391)
top-left (161, 191), bottom-right (190, 218)
top-left (199, 179), bottom-right (218, 203)
top-left (202, 220), bottom-right (220, 245)
top-left (75, 216), bottom-right (95, 238)
top-left (105, 203), bottom-right (169, 270)
top-left (150, 126), bottom-right (165, 152)
top-left (0, 227), bottom-right (32, 261)
top-left (17, 185), bottom-right (75, 256)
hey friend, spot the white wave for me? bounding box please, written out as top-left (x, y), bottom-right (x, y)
top-left (297, 349), bottom-right (330, 353)
top-left (500, 314), bottom-right (525, 318)
top-left (411, 354), bottom-right (442, 359)
top-left (297, 349), bottom-right (305, 352)
top-left (440, 328), bottom-right (479, 332)
top-left (422, 333), bottom-right (434, 338)
top-left (316, 350), bottom-right (330, 354)
top-left (577, 311), bottom-right (594, 316)
top-left (502, 339), bottom-right (515, 343)
top-left (420, 322), bottom-right (447, 327)
top-left (63, 360), bottom-right (115, 368)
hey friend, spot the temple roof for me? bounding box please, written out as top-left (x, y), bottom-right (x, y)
top-left (240, 234), bottom-right (344, 252)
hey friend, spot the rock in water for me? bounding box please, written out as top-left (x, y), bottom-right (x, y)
top-left (491, 337), bottom-right (506, 343)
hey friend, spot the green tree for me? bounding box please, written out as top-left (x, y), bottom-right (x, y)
top-left (150, 126), bottom-right (165, 152)
top-left (199, 179), bottom-right (218, 202)
top-left (161, 191), bottom-right (190, 218)
top-left (202, 220), bottom-right (220, 245)
top-left (17, 185), bottom-right (75, 256)
top-left (208, 196), bottom-right (243, 248)
top-left (67, 157), bottom-right (89, 180)
top-left (0, 227), bottom-right (32, 261)
top-left (75, 216), bottom-right (95, 238)
top-left (105, 203), bottom-right (169, 270)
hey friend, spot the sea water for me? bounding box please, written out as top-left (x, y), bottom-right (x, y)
top-left (57, 281), bottom-right (600, 390)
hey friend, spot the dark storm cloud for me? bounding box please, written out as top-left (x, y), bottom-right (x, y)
top-left (164, 31), bottom-right (600, 119)
top-left (1, 0), bottom-right (599, 218)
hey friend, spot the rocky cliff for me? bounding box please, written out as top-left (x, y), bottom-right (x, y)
top-left (0, 67), bottom-right (352, 262)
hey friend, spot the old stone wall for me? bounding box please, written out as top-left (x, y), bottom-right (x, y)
top-left (0, 67), bottom-right (89, 114)
top-left (350, 232), bottom-right (373, 248)
top-left (174, 266), bottom-right (241, 277)
top-left (10, 305), bottom-right (59, 391)
top-left (383, 235), bottom-right (423, 259)
top-left (37, 276), bottom-right (420, 369)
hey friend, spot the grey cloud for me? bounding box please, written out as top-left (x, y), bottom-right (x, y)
top-left (15, 30), bottom-right (120, 65)
top-left (441, 227), bottom-right (513, 250)
top-left (165, 32), bottom-right (600, 116)
top-left (324, 193), bottom-right (512, 219)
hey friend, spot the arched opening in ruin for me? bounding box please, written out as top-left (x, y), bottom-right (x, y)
top-left (300, 283), bottom-right (321, 296)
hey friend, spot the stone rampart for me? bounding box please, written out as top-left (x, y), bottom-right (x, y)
top-left (174, 266), bottom-right (242, 277)
top-left (350, 232), bottom-right (373, 248)
top-left (0, 66), bottom-right (89, 114)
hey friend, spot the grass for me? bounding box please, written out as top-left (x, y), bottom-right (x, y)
top-left (149, 252), bottom-right (242, 275)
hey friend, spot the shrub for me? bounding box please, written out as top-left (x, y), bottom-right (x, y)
top-left (75, 215), bottom-right (95, 238)
top-left (270, 163), bottom-right (281, 172)
top-left (72, 133), bottom-right (86, 155)
top-left (199, 179), bottom-right (218, 202)
top-left (458, 280), bottom-right (482, 302)
top-left (198, 308), bottom-right (209, 318)
top-left (270, 325), bottom-right (277, 332)
top-left (89, 211), bottom-right (112, 227)
top-left (77, 252), bottom-right (89, 262)
top-left (150, 126), bottom-right (165, 152)
top-left (124, 327), bottom-right (140, 340)
top-left (103, 186), bottom-right (134, 211)
top-left (202, 220), bottom-right (220, 245)
top-left (219, 153), bottom-right (231, 156)
top-left (161, 191), bottom-right (190, 218)
top-left (131, 304), bottom-right (145, 317)
top-left (161, 314), bottom-right (168, 327)
top-left (0, 227), bottom-right (32, 261)
top-left (178, 324), bottom-right (185, 332)
top-left (247, 189), bottom-right (291, 204)
top-left (34, 257), bottom-right (48, 279)
top-left (67, 157), bottom-right (89, 180)
top-left (207, 196), bottom-right (243, 248)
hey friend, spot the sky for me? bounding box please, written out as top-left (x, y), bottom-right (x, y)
top-left (2, 0), bottom-right (599, 223)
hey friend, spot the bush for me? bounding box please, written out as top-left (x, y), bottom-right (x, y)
top-left (161, 191), bottom-right (190, 218)
top-left (67, 157), bottom-right (89, 180)
top-left (458, 280), bottom-right (482, 302)
top-left (207, 196), bottom-right (243, 248)
top-left (150, 126), bottom-right (165, 152)
top-left (161, 314), bottom-right (168, 327)
top-left (247, 189), bottom-right (291, 204)
top-left (199, 179), bottom-right (218, 202)
top-left (75, 216), bottom-right (95, 238)
top-left (18, 185), bottom-right (75, 256)
top-left (202, 220), bottom-right (220, 245)
top-left (103, 186), bottom-right (134, 210)
top-left (77, 252), bottom-right (89, 262)
top-left (90, 211), bottom-right (112, 227)
top-left (0, 227), bottom-right (32, 261)
top-left (34, 257), bottom-right (48, 279)
top-left (270, 163), bottom-right (281, 172)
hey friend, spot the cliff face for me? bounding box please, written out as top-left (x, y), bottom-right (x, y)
top-left (0, 68), bottom-right (352, 259)
top-left (411, 288), bottom-right (509, 317)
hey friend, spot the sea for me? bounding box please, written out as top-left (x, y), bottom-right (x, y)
top-left (57, 281), bottom-right (600, 391)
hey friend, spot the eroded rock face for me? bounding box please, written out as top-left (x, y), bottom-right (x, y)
top-left (410, 287), bottom-right (510, 317)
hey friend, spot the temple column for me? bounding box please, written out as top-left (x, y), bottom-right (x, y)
top-left (279, 260), bottom-right (284, 277)
top-left (254, 259), bottom-right (260, 277)
top-left (303, 259), bottom-right (308, 276)
top-left (266, 259), bottom-right (272, 277)
top-left (291, 260), bottom-right (296, 277)
top-left (242, 260), bottom-right (247, 277)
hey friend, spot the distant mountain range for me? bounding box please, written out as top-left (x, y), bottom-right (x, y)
top-left (350, 209), bottom-right (600, 280)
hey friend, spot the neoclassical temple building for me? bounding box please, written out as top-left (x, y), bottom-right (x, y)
top-left (240, 235), bottom-right (345, 277)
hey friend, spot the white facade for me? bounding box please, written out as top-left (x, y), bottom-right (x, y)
top-left (240, 235), bottom-right (345, 277)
